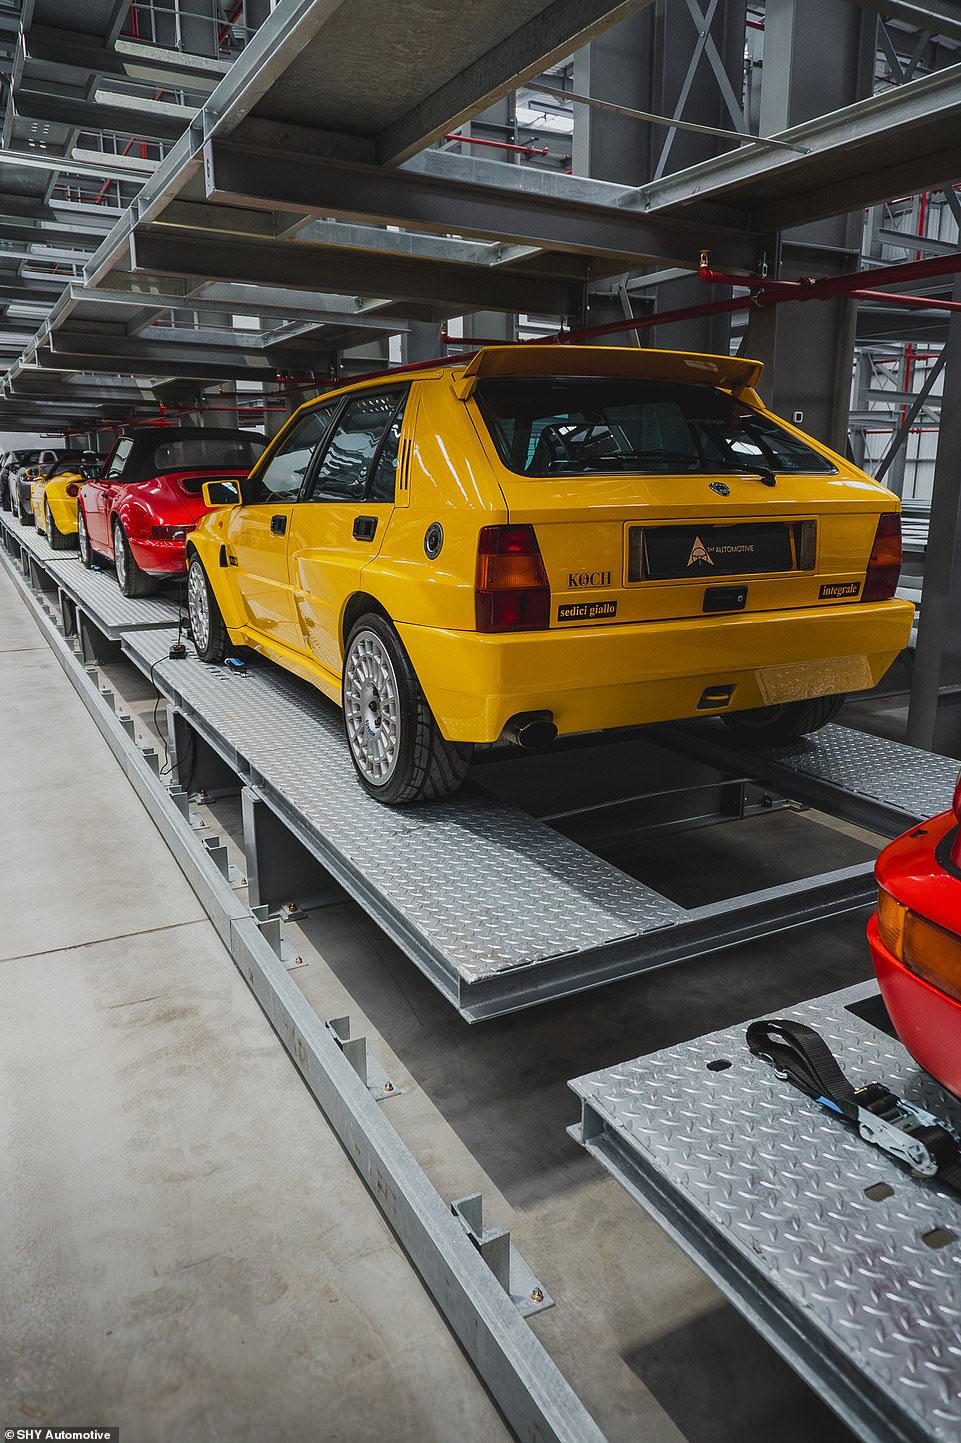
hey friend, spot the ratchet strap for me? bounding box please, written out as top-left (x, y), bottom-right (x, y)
top-left (746, 1018), bottom-right (961, 1192)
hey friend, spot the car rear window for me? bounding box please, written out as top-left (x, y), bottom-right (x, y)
top-left (476, 377), bottom-right (836, 478)
top-left (145, 434), bottom-right (266, 476)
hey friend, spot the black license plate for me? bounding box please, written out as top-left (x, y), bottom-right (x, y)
top-left (637, 523), bottom-right (795, 581)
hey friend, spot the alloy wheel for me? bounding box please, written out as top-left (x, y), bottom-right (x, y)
top-left (187, 562), bottom-right (210, 652)
top-left (78, 509), bottom-right (90, 564)
top-left (113, 523), bottom-right (127, 589)
top-left (344, 628), bottom-right (401, 785)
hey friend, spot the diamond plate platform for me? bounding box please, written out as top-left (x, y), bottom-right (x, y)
top-left (0, 510), bottom-right (61, 565)
top-left (0, 511), bottom-right (181, 636)
top-left (120, 628), bottom-right (873, 1019)
top-left (571, 982), bottom-right (961, 1443)
top-left (662, 719), bottom-right (957, 837)
top-left (48, 557), bottom-right (181, 635)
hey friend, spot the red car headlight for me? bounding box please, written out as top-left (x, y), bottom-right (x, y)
top-left (878, 886), bottom-right (961, 1003)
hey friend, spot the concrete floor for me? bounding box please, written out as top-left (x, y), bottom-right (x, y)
top-left (0, 565), bottom-right (510, 1443)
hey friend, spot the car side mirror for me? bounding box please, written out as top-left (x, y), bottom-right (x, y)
top-left (201, 478), bottom-right (242, 508)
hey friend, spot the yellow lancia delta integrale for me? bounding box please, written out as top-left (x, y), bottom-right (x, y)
top-left (185, 346), bottom-right (913, 805)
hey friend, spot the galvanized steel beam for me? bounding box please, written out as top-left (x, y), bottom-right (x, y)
top-left (14, 90), bottom-right (194, 144)
top-left (632, 60), bottom-right (961, 230)
top-left (202, 136), bottom-right (759, 270)
top-left (130, 228), bottom-right (583, 316)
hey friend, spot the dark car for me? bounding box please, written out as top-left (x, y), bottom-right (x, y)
top-left (78, 426), bottom-right (266, 596)
top-left (2, 449), bottom-right (50, 514)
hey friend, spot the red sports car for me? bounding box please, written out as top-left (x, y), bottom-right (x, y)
top-left (869, 773), bottom-right (961, 1098)
top-left (77, 426), bottom-right (266, 596)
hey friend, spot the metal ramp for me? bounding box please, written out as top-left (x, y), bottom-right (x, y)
top-left (0, 512), bottom-right (181, 639)
top-left (569, 981), bottom-right (961, 1443)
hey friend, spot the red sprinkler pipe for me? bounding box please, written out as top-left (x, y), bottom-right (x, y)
top-left (848, 288), bottom-right (961, 312)
top-left (438, 295), bottom-right (754, 354)
top-left (699, 247), bottom-right (961, 303)
top-left (444, 134), bottom-right (550, 157)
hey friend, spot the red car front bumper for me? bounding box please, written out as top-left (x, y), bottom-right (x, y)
top-left (869, 914), bottom-right (961, 1098)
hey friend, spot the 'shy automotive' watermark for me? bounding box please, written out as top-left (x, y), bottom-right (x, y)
top-left (4, 1430), bottom-right (118, 1441)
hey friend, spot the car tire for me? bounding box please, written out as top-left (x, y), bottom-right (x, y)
top-left (343, 613), bottom-right (473, 806)
top-left (721, 693), bottom-right (846, 746)
top-left (187, 556), bottom-right (228, 663)
top-left (113, 519), bottom-right (156, 597)
top-left (0, 478), bottom-right (9, 512)
top-left (16, 488), bottom-right (33, 527)
top-left (77, 505), bottom-right (99, 569)
top-left (45, 500), bottom-right (72, 551)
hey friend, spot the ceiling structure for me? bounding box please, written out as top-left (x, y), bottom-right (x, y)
top-left (0, 0), bottom-right (958, 440)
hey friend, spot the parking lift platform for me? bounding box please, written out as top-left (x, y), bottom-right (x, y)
top-left (569, 981), bottom-right (961, 1443)
top-left (120, 620), bottom-right (919, 1022)
top-left (4, 502), bottom-right (957, 1021)
top-left (660, 717), bottom-right (954, 840)
top-left (0, 512), bottom-right (180, 640)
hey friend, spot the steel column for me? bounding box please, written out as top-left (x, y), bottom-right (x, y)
top-left (746, 0), bottom-right (875, 449)
top-left (907, 274), bottom-right (961, 755)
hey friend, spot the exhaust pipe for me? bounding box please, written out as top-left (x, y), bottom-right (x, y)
top-left (502, 711), bottom-right (558, 750)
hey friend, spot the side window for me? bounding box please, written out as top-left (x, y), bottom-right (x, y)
top-left (369, 392), bottom-right (408, 503)
top-left (106, 438), bottom-right (133, 479)
top-left (248, 402), bottom-right (339, 503)
top-left (307, 388), bottom-right (406, 502)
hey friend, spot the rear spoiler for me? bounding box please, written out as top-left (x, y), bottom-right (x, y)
top-left (452, 344), bottom-right (764, 401)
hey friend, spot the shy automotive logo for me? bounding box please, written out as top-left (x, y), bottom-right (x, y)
top-left (567, 570), bottom-right (612, 588)
top-left (688, 536), bottom-right (755, 566)
top-left (687, 537), bottom-right (714, 567)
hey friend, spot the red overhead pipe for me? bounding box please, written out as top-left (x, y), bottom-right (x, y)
top-left (699, 247), bottom-right (961, 302)
top-left (444, 133), bottom-right (550, 157)
top-left (218, 2), bottom-right (245, 51)
top-left (848, 288), bottom-right (961, 312)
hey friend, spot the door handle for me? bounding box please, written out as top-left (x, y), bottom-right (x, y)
top-left (353, 515), bottom-right (378, 541)
top-left (270, 514), bottom-right (287, 535)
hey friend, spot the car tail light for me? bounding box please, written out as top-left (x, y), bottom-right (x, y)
top-left (475, 525), bottom-right (550, 632)
top-left (877, 886), bottom-right (961, 1003)
top-left (65, 483), bottom-right (80, 497)
top-left (151, 524), bottom-right (191, 541)
top-left (862, 513), bottom-right (902, 601)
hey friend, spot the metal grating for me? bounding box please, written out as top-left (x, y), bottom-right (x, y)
top-left (571, 982), bottom-right (961, 1443)
top-left (3, 512), bottom-right (60, 564)
top-left (1, 512), bottom-right (182, 634)
top-left (757, 723), bottom-right (957, 823)
top-left (123, 628), bottom-right (687, 983)
top-left (48, 558), bottom-right (182, 634)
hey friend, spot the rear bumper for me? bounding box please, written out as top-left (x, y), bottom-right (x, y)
top-left (129, 534), bottom-right (189, 577)
top-left (397, 597), bottom-right (913, 742)
top-left (869, 915), bottom-right (961, 1098)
